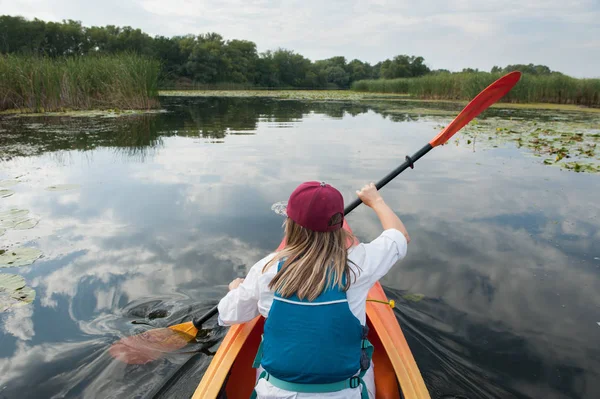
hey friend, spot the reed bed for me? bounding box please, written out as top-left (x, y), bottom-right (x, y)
top-left (352, 73), bottom-right (600, 107)
top-left (0, 54), bottom-right (160, 112)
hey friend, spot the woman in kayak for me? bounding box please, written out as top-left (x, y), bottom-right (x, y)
top-left (218, 181), bottom-right (410, 399)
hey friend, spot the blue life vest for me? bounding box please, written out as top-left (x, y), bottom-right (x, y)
top-left (251, 260), bottom-right (372, 398)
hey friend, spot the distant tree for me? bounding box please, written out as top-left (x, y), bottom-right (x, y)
top-left (270, 49), bottom-right (311, 87)
top-left (222, 39), bottom-right (258, 83)
top-left (325, 66), bottom-right (350, 88)
top-left (347, 59), bottom-right (371, 82)
top-left (152, 36), bottom-right (185, 78)
top-left (379, 55), bottom-right (430, 79)
top-left (409, 56), bottom-right (429, 76)
top-left (3, 15), bottom-right (567, 88)
top-left (491, 64), bottom-right (554, 75)
top-left (255, 51), bottom-right (279, 87)
top-left (183, 33), bottom-right (226, 83)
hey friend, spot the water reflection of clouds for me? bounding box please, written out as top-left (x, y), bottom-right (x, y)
top-left (1, 101), bottom-right (599, 398)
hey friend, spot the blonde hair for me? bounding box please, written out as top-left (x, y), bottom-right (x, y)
top-left (263, 218), bottom-right (358, 301)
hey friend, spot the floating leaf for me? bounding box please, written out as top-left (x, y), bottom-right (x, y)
top-left (0, 180), bottom-right (19, 188)
top-left (45, 184), bottom-right (80, 191)
top-left (0, 273), bottom-right (26, 291)
top-left (148, 309), bottom-right (169, 320)
top-left (0, 209), bottom-right (39, 230)
top-left (0, 273), bottom-right (36, 311)
top-left (0, 247), bottom-right (43, 268)
top-left (0, 189), bottom-right (14, 198)
top-left (13, 218), bottom-right (40, 230)
top-left (402, 293), bottom-right (425, 302)
top-left (0, 209), bottom-right (29, 219)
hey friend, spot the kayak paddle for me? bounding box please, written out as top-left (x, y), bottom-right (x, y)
top-left (109, 71), bottom-right (521, 364)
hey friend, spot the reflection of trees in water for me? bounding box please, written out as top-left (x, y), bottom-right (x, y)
top-left (0, 98), bottom-right (381, 159)
top-left (2, 97), bottom-right (536, 160)
top-left (161, 97), bottom-right (375, 138)
top-left (386, 287), bottom-right (592, 399)
top-left (0, 114), bottom-right (166, 161)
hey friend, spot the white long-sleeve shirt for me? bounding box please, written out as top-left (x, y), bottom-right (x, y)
top-left (217, 228), bottom-right (408, 399)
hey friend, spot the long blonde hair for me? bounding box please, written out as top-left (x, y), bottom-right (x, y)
top-left (263, 218), bottom-right (358, 301)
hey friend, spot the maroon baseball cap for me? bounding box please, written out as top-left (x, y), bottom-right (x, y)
top-left (286, 181), bottom-right (344, 232)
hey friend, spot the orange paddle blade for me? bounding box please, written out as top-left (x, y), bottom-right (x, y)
top-left (168, 321), bottom-right (198, 336)
top-left (429, 71), bottom-right (521, 147)
top-left (109, 322), bottom-right (198, 364)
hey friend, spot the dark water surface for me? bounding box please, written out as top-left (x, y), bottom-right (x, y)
top-left (1, 97), bottom-right (599, 399)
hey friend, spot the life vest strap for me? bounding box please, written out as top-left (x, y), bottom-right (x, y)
top-left (250, 371), bottom-right (369, 399)
top-left (251, 337), bottom-right (373, 399)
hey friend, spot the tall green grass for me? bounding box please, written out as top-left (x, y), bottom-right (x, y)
top-left (352, 73), bottom-right (600, 107)
top-left (0, 54), bottom-right (160, 112)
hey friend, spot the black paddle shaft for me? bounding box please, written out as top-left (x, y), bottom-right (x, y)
top-left (343, 143), bottom-right (433, 215)
top-left (192, 305), bottom-right (219, 329)
top-left (192, 143), bottom-right (434, 330)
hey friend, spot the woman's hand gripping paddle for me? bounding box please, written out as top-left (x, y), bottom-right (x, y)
top-left (109, 71), bottom-right (521, 364)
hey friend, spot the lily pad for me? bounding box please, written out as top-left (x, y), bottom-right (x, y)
top-left (0, 273), bottom-right (25, 291)
top-left (0, 189), bottom-right (14, 198)
top-left (0, 273), bottom-right (36, 312)
top-left (0, 209), bottom-right (29, 219)
top-left (402, 293), bottom-right (425, 302)
top-left (45, 184), bottom-right (80, 191)
top-left (0, 180), bottom-right (19, 188)
top-left (13, 218), bottom-right (40, 230)
top-left (0, 247), bottom-right (43, 268)
top-left (0, 209), bottom-right (39, 230)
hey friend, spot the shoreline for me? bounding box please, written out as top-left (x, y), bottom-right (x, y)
top-left (158, 90), bottom-right (600, 113)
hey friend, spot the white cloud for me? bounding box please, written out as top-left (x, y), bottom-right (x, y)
top-left (2, 306), bottom-right (35, 341)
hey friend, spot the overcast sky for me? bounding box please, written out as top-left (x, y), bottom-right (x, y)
top-left (1, 0), bottom-right (598, 78)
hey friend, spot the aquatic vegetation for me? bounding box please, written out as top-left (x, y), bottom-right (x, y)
top-left (0, 113), bottom-right (165, 161)
top-left (0, 54), bottom-right (160, 113)
top-left (0, 180), bottom-right (19, 187)
top-left (159, 89), bottom-right (376, 101)
top-left (0, 189), bottom-right (14, 198)
top-left (352, 73), bottom-right (600, 107)
top-left (0, 273), bottom-right (36, 311)
top-left (7, 109), bottom-right (167, 118)
top-left (402, 293), bottom-right (425, 302)
top-left (45, 184), bottom-right (80, 192)
top-left (0, 209), bottom-right (40, 230)
top-left (159, 90), bottom-right (600, 115)
top-left (0, 247), bottom-right (43, 268)
top-left (458, 117), bottom-right (600, 173)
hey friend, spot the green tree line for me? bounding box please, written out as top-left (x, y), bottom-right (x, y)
top-left (0, 15), bottom-right (561, 89)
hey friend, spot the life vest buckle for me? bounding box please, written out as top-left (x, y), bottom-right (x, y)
top-left (349, 376), bottom-right (361, 389)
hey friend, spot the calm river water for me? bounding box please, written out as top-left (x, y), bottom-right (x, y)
top-left (0, 97), bottom-right (599, 399)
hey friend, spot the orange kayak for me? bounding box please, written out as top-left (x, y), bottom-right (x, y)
top-left (193, 222), bottom-right (430, 399)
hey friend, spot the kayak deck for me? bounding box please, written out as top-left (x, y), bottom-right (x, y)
top-left (192, 281), bottom-right (429, 399)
